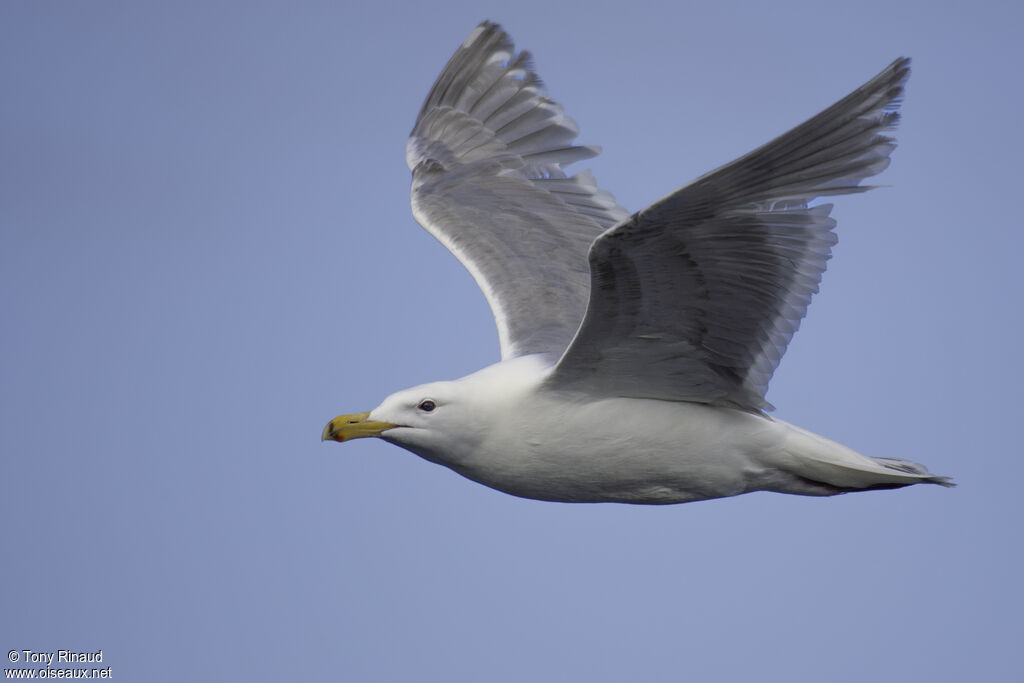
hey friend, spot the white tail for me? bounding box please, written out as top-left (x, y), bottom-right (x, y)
top-left (780, 422), bottom-right (954, 491)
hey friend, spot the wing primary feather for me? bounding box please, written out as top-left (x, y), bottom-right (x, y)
top-left (407, 22), bottom-right (629, 359)
top-left (548, 58), bottom-right (910, 412)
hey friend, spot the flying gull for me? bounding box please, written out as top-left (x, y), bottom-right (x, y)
top-left (322, 21), bottom-right (953, 504)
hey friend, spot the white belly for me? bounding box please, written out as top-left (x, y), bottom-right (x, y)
top-left (459, 395), bottom-right (790, 504)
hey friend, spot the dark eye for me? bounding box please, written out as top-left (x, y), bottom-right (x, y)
top-left (417, 399), bottom-right (437, 412)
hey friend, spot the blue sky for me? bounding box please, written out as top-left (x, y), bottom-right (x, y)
top-left (3, 1), bottom-right (1022, 681)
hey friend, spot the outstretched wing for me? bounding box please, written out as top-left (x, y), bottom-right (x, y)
top-left (547, 58), bottom-right (910, 412)
top-left (408, 22), bottom-right (629, 359)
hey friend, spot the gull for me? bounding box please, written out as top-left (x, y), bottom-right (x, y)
top-left (322, 21), bottom-right (952, 504)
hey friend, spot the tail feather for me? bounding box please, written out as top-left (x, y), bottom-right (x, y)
top-left (779, 422), bottom-right (955, 492)
top-left (874, 457), bottom-right (956, 487)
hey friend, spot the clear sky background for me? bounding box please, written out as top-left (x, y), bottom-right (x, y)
top-left (3, 1), bottom-right (1022, 681)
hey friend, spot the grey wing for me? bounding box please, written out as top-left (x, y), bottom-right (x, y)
top-left (408, 22), bottom-right (630, 359)
top-left (547, 58), bottom-right (910, 412)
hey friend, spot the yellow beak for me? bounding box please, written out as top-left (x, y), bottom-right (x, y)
top-left (321, 412), bottom-right (397, 442)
